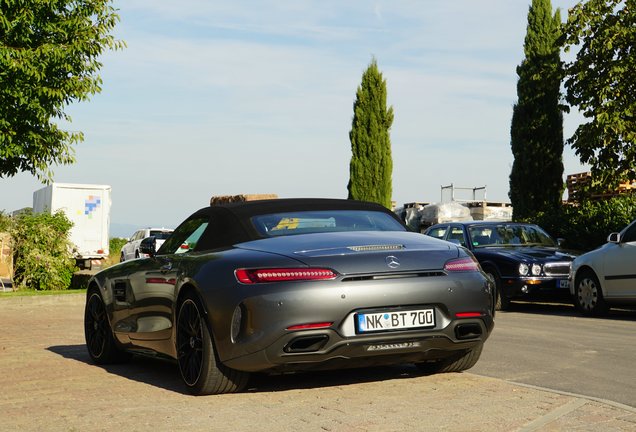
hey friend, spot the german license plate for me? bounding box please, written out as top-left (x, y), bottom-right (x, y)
top-left (558, 279), bottom-right (570, 289)
top-left (356, 308), bottom-right (435, 334)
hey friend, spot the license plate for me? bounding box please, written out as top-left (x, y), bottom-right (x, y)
top-left (356, 308), bottom-right (435, 334)
top-left (559, 279), bottom-right (570, 289)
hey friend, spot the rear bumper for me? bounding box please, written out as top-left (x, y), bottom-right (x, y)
top-left (224, 316), bottom-right (493, 372)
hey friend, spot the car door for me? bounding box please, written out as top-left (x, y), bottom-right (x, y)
top-left (125, 217), bottom-right (210, 346)
top-left (603, 221), bottom-right (636, 299)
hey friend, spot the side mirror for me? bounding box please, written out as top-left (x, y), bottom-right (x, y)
top-left (557, 238), bottom-right (566, 248)
top-left (607, 232), bottom-right (620, 243)
top-left (139, 236), bottom-right (157, 257)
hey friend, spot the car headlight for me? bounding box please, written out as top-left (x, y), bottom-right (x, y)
top-left (519, 263), bottom-right (529, 275)
top-left (531, 263), bottom-right (542, 276)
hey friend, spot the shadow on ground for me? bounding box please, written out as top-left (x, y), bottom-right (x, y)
top-left (47, 344), bottom-right (427, 395)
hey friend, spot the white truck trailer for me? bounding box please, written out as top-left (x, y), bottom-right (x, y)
top-left (33, 183), bottom-right (111, 269)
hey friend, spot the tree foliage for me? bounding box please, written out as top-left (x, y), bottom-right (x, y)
top-left (509, 0), bottom-right (564, 220)
top-left (347, 59), bottom-right (394, 209)
top-left (529, 194), bottom-right (636, 252)
top-left (9, 209), bottom-right (77, 290)
top-left (561, 0), bottom-right (636, 190)
top-left (0, 0), bottom-right (123, 182)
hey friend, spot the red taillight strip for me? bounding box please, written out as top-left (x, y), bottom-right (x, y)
top-left (286, 322), bottom-right (333, 330)
top-left (235, 268), bottom-right (337, 284)
top-left (444, 257), bottom-right (479, 272)
top-left (455, 312), bottom-right (483, 318)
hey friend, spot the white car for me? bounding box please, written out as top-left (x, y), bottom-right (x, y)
top-left (120, 228), bottom-right (173, 262)
top-left (570, 219), bottom-right (636, 316)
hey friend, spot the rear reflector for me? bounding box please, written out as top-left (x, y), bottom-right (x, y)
top-left (455, 312), bottom-right (483, 318)
top-left (286, 322), bottom-right (333, 330)
top-left (235, 268), bottom-right (337, 284)
top-left (444, 257), bottom-right (479, 272)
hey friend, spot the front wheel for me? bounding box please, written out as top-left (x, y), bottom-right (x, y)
top-left (574, 270), bottom-right (608, 316)
top-left (176, 294), bottom-right (249, 395)
top-left (485, 269), bottom-right (509, 311)
top-left (416, 342), bottom-right (483, 374)
top-left (84, 288), bottom-right (130, 364)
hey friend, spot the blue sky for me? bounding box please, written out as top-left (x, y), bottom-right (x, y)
top-left (1, 0), bottom-right (586, 237)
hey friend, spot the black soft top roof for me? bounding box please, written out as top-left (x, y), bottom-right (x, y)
top-left (212, 198), bottom-right (390, 216)
top-left (182, 198), bottom-right (403, 249)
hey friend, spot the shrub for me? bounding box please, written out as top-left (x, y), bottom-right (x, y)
top-left (530, 194), bottom-right (636, 252)
top-left (9, 210), bottom-right (77, 290)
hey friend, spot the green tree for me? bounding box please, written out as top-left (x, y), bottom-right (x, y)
top-left (561, 0), bottom-right (636, 191)
top-left (509, 0), bottom-right (564, 220)
top-left (0, 0), bottom-right (124, 182)
top-left (347, 58), bottom-right (394, 209)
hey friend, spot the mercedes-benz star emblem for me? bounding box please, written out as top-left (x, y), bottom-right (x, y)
top-left (385, 256), bottom-right (400, 269)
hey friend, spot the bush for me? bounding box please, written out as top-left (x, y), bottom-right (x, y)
top-left (530, 194), bottom-right (636, 252)
top-left (9, 210), bottom-right (78, 290)
top-left (102, 237), bottom-right (128, 267)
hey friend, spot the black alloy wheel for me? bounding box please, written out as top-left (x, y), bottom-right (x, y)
top-left (176, 293), bottom-right (248, 395)
top-left (84, 288), bottom-right (130, 364)
top-left (177, 298), bottom-right (205, 387)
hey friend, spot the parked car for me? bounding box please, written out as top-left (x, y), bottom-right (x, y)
top-left (84, 198), bottom-right (494, 395)
top-left (424, 221), bottom-right (576, 310)
top-left (570, 219), bottom-right (636, 316)
top-left (120, 227), bottom-right (173, 261)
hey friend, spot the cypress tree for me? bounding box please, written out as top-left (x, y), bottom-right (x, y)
top-left (347, 58), bottom-right (394, 209)
top-left (509, 0), bottom-right (564, 220)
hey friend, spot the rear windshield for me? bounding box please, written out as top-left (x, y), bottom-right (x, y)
top-left (150, 230), bottom-right (173, 240)
top-left (251, 210), bottom-right (405, 237)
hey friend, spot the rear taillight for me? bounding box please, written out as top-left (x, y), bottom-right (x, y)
top-left (235, 268), bottom-right (337, 284)
top-left (444, 257), bottom-right (479, 272)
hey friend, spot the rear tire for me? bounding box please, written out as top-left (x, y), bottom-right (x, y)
top-left (416, 343), bottom-right (483, 374)
top-left (176, 293), bottom-right (248, 395)
top-left (574, 270), bottom-right (609, 316)
top-left (84, 288), bottom-right (131, 364)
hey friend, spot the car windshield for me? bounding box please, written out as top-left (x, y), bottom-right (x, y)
top-left (468, 224), bottom-right (556, 248)
top-left (251, 210), bottom-right (406, 237)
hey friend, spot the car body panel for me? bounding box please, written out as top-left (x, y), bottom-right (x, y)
top-left (88, 198), bottom-right (493, 378)
top-left (570, 219), bottom-right (636, 306)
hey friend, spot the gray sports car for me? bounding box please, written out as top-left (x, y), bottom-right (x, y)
top-left (84, 198), bottom-right (494, 395)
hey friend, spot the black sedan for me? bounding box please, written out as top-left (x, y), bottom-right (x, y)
top-left (424, 221), bottom-right (576, 310)
top-left (84, 198), bottom-right (494, 395)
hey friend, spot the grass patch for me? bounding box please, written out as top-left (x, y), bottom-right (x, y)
top-left (0, 288), bottom-right (86, 298)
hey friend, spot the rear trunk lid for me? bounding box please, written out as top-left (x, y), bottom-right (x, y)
top-left (236, 231), bottom-right (458, 275)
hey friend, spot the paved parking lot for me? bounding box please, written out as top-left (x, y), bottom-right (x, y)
top-left (1, 294), bottom-right (635, 431)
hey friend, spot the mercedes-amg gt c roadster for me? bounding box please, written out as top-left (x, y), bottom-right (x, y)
top-left (84, 198), bottom-right (494, 395)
